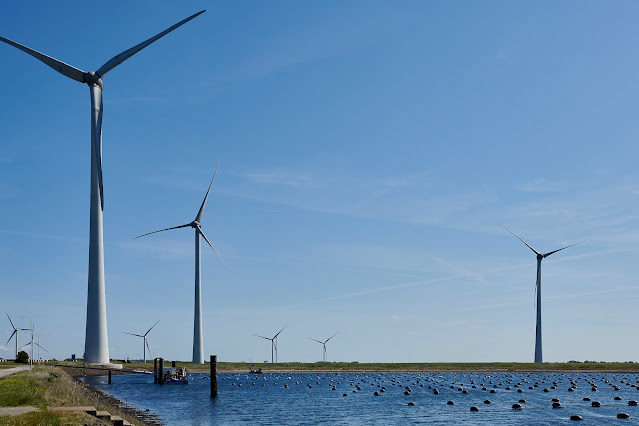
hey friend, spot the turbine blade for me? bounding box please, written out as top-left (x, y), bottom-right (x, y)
top-left (308, 337), bottom-right (323, 344)
top-left (0, 36), bottom-right (86, 82)
top-left (500, 225), bottom-right (540, 256)
top-left (195, 161), bottom-right (220, 223)
top-left (93, 89), bottom-right (105, 211)
top-left (19, 342), bottom-right (30, 350)
top-left (145, 339), bottom-right (152, 359)
top-left (34, 342), bottom-right (47, 352)
top-left (252, 334), bottom-right (271, 340)
top-left (7, 314), bottom-right (16, 331)
top-left (197, 227), bottom-right (232, 272)
top-left (122, 332), bottom-right (144, 338)
top-left (324, 332), bottom-right (338, 343)
top-left (543, 239), bottom-right (588, 258)
top-left (274, 325), bottom-right (287, 339)
top-left (134, 223), bottom-right (191, 239)
top-left (144, 320), bottom-right (160, 336)
top-left (97, 10), bottom-right (206, 76)
top-left (5, 330), bottom-right (16, 346)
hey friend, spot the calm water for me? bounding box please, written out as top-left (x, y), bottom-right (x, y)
top-left (83, 371), bottom-right (639, 424)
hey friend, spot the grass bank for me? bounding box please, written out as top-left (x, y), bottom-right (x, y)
top-left (0, 365), bottom-right (148, 425)
top-left (52, 360), bottom-right (639, 373)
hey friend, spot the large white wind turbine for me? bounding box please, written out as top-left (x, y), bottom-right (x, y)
top-left (122, 320), bottom-right (159, 364)
top-left (501, 225), bottom-right (586, 363)
top-left (253, 325), bottom-right (287, 363)
top-left (5, 315), bottom-right (31, 361)
top-left (308, 332), bottom-right (338, 362)
top-left (0, 11), bottom-right (206, 365)
top-left (135, 163), bottom-right (229, 364)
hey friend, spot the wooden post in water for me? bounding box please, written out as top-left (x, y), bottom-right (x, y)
top-left (210, 355), bottom-right (218, 397)
top-left (153, 358), bottom-right (158, 383)
top-left (108, 369), bottom-right (112, 384)
top-left (158, 358), bottom-right (164, 385)
top-left (172, 360), bottom-right (176, 368)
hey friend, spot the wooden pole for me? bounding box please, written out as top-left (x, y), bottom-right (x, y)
top-left (172, 360), bottom-right (176, 368)
top-left (210, 355), bottom-right (217, 397)
top-left (153, 358), bottom-right (158, 383)
top-left (108, 369), bottom-right (112, 384)
top-left (158, 358), bottom-right (164, 385)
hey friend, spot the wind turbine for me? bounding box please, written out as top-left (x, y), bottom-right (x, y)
top-left (135, 163), bottom-right (229, 364)
top-left (253, 325), bottom-right (287, 363)
top-left (122, 320), bottom-right (159, 363)
top-left (20, 335), bottom-right (47, 368)
top-left (501, 225), bottom-right (586, 363)
top-left (5, 315), bottom-right (31, 361)
top-left (308, 332), bottom-right (338, 362)
top-left (0, 11), bottom-right (206, 365)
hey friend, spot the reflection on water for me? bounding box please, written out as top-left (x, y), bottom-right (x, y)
top-left (83, 371), bottom-right (639, 425)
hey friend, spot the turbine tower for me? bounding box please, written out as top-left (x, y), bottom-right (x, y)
top-left (308, 332), bottom-right (338, 362)
top-left (501, 225), bottom-right (586, 363)
top-left (135, 163), bottom-right (229, 364)
top-left (253, 325), bottom-right (287, 363)
top-left (122, 320), bottom-right (159, 363)
top-left (5, 315), bottom-right (31, 361)
top-left (0, 11), bottom-right (206, 365)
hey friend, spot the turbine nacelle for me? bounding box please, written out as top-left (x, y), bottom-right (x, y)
top-left (83, 71), bottom-right (103, 89)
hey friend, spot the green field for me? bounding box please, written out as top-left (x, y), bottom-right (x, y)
top-left (50, 360), bottom-right (639, 373)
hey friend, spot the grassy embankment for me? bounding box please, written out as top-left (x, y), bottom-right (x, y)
top-left (0, 365), bottom-right (142, 426)
top-left (51, 360), bottom-right (639, 373)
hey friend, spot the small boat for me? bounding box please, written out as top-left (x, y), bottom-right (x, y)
top-left (249, 368), bottom-right (263, 374)
top-left (164, 366), bottom-right (189, 384)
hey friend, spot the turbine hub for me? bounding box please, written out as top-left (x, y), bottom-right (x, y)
top-left (83, 71), bottom-right (103, 90)
top-left (191, 220), bottom-right (200, 228)
top-left (537, 253), bottom-right (543, 260)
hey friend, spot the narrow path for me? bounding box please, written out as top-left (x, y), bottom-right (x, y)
top-left (0, 365), bottom-right (31, 379)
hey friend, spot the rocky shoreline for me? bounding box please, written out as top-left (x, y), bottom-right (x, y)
top-left (60, 366), bottom-right (163, 426)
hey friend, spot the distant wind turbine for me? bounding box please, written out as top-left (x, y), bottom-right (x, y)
top-left (501, 225), bottom-right (587, 363)
top-left (5, 315), bottom-right (31, 361)
top-left (122, 320), bottom-right (159, 363)
top-left (20, 337), bottom-right (47, 362)
top-left (253, 326), bottom-right (287, 363)
top-left (0, 10), bottom-right (206, 365)
top-left (308, 332), bottom-right (338, 362)
top-left (135, 163), bottom-right (230, 364)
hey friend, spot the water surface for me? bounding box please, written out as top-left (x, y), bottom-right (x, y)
top-left (83, 371), bottom-right (639, 424)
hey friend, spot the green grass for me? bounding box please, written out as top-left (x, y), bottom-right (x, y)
top-left (0, 374), bottom-right (47, 407)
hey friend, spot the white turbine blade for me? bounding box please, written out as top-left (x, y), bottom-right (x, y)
top-left (195, 161), bottom-right (220, 223)
top-left (308, 337), bottom-right (323, 344)
top-left (122, 332), bottom-right (144, 338)
top-left (144, 320), bottom-right (160, 336)
top-left (274, 325), bottom-right (287, 339)
top-left (0, 36), bottom-right (86, 82)
top-left (34, 342), bottom-right (47, 352)
top-left (543, 239), bottom-right (588, 258)
top-left (19, 342), bottom-right (30, 350)
top-left (134, 223), bottom-right (191, 239)
top-left (253, 334), bottom-right (271, 341)
top-left (97, 10), bottom-right (206, 76)
top-left (5, 330), bottom-right (16, 346)
top-left (324, 332), bottom-right (338, 343)
top-left (500, 225), bottom-right (540, 256)
top-left (197, 227), bottom-right (232, 272)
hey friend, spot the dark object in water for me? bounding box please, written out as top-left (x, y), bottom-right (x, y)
top-left (617, 413), bottom-right (630, 419)
top-left (512, 403), bottom-right (522, 410)
top-left (591, 401), bottom-right (601, 407)
top-left (552, 402), bottom-right (562, 409)
top-left (407, 402), bottom-right (415, 406)
top-left (446, 401), bottom-right (454, 405)
top-left (570, 415), bottom-right (583, 421)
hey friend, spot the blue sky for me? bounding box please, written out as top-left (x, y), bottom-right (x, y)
top-left (1, 1), bottom-right (639, 363)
